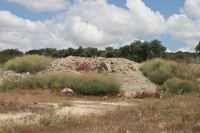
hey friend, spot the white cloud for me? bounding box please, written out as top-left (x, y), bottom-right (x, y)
top-left (180, 0), bottom-right (200, 18)
top-left (178, 47), bottom-right (191, 52)
top-left (0, 11), bottom-right (73, 52)
top-left (0, 11), bottom-right (46, 32)
top-left (7, 0), bottom-right (70, 12)
top-left (48, 0), bottom-right (165, 48)
top-left (165, 14), bottom-right (200, 51)
top-left (1, 0), bottom-right (200, 52)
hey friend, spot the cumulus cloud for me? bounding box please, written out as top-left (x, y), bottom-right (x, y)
top-left (165, 14), bottom-right (200, 51)
top-left (0, 11), bottom-right (74, 52)
top-left (0, 11), bottom-right (46, 32)
top-left (180, 0), bottom-right (200, 19)
top-left (48, 0), bottom-right (165, 48)
top-left (1, 0), bottom-right (200, 52)
top-left (7, 0), bottom-right (70, 12)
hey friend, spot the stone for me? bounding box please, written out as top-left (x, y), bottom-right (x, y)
top-left (61, 88), bottom-right (73, 93)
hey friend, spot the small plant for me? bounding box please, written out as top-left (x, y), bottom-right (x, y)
top-left (75, 63), bottom-right (91, 72)
top-left (39, 108), bottom-right (58, 126)
top-left (5, 54), bottom-right (54, 73)
top-left (161, 78), bottom-right (198, 94)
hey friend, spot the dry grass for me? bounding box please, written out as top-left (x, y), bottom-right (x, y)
top-left (1, 94), bottom-right (200, 133)
top-left (0, 89), bottom-right (71, 113)
top-left (140, 58), bottom-right (200, 85)
top-left (1, 72), bottom-right (121, 95)
top-left (0, 64), bottom-right (4, 75)
top-left (5, 55), bottom-right (54, 73)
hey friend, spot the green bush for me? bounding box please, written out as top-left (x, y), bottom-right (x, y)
top-left (72, 72), bottom-right (121, 95)
top-left (0, 72), bottom-right (121, 95)
top-left (140, 58), bottom-right (174, 84)
top-left (5, 55), bottom-right (54, 73)
top-left (161, 78), bottom-right (198, 94)
top-left (140, 58), bottom-right (197, 85)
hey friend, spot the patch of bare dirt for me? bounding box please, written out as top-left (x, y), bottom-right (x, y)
top-left (0, 99), bottom-right (135, 125)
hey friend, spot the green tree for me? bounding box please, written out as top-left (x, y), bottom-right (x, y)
top-left (149, 39), bottom-right (166, 58)
top-left (75, 46), bottom-right (84, 56)
top-left (0, 49), bottom-right (23, 63)
top-left (195, 41), bottom-right (200, 55)
top-left (83, 47), bottom-right (98, 57)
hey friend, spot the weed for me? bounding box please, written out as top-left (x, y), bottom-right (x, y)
top-left (140, 58), bottom-right (199, 85)
top-left (5, 55), bottom-right (54, 73)
top-left (0, 72), bottom-right (121, 95)
top-left (161, 78), bottom-right (198, 94)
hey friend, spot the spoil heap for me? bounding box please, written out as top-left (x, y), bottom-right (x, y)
top-left (44, 56), bottom-right (157, 96)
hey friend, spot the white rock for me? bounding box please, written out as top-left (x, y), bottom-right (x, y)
top-left (61, 88), bottom-right (73, 93)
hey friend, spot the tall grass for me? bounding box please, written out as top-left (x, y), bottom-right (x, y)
top-left (0, 72), bottom-right (121, 95)
top-left (5, 55), bottom-right (54, 73)
top-left (0, 64), bottom-right (4, 75)
top-left (161, 78), bottom-right (198, 94)
top-left (140, 58), bottom-right (200, 94)
top-left (140, 58), bottom-right (199, 85)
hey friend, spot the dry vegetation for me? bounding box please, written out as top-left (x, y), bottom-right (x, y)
top-left (0, 64), bottom-right (4, 75)
top-left (5, 55), bottom-right (55, 73)
top-left (140, 58), bottom-right (200, 94)
top-left (0, 93), bottom-right (199, 133)
top-left (0, 89), bottom-right (71, 114)
top-left (1, 71), bottom-right (121, 95)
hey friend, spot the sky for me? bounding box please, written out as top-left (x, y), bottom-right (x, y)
top-left (0, 0), bottom-right (199, 52)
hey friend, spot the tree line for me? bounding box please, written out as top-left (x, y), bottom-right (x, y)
top-left (0, 39), bottom-right (198, 64)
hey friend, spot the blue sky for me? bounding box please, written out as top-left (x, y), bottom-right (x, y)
top-left (0, 0), bottom-right (199, 52)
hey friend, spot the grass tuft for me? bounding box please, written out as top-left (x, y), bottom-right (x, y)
top-left (5, 55), bottom-right (54, 73)
top-left (0, 72), bottom-right (121, 95)
top-left (140, 58), bottom-right (200, 94)
top-left (161, 78), bottom-right (198, 94)
top-left (140, 58), bottom-right (199, 85)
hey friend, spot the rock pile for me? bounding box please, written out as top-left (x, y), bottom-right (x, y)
top-left (0, 70), bottom-right (30, 84)
top-left (43, 56), bottom-right (157, 96)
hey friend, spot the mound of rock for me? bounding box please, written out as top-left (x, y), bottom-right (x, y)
top-left (0, 70), bottom-right (30, 84)
top-left (44, 56), bottom-right (157, 96)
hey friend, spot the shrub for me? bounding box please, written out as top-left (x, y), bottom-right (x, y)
top-left (161, 78), bottom-right (198, 94)
top-left (140, 58), bottom-right (174, 84)
top-left (5, 55), bottom-right (54, 73)
top-left (140, 58), bottom-right (198, 85)
top-left (0, 72), bottom-right (121, 95)
top-left (72, 72), bottom-right (121, 95)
